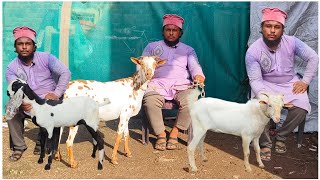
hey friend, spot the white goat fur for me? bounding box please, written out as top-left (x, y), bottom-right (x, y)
top-left (62, 56), bottom-right (166, 167)
top-left (187, 89), bottom-right (284, 172)
top-left (7, 79), bottom-right (110, 170)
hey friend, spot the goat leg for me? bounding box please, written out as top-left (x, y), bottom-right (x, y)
top-left (91, 138), bottom-right (97, 158)
top-left (241, 136), bottom-right (252, 172)
top-left (124, 133), bottom-right (132, 158)
top-left (37, 128), bottom-right (46, 164)
top-left (111, 133), bottom-right (122, 165)
top-left (44, 137), bottom-right (54, 170)
top-left (253, 137), bottom-right (264, 168)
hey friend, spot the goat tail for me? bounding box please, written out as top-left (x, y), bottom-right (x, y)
top-left (98, 98), bottom-right (111, 107)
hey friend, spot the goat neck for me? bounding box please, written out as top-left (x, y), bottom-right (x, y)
top-left (22, 84), bottom-right (46, 105)
top-left (131, 69), bottom-right (149, 91)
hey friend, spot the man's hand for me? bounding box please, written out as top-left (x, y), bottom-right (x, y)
top-left (193, 75), bottom-right (205, 83)
top-left (44, 93), bottom-right (59, 100)
top-left (21, 102), bottom-right (32, 112)
top-left (293, 80), bottom-right (308, 94)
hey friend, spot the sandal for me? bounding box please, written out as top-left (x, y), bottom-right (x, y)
top-left (33, 142), bottom-right (41, 155)
top-left (260, 148), bottom-right (271, 161)
top-left (155, 137), bottom-right (167, 151)
top-left (9, 149), bottom-right (25, 162)
top-left (275, 141), bottom-right (287, 154)
top-left (166, 137), bottom-right (179, 150)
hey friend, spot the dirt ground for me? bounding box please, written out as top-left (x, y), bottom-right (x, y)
top-left (2, 117), bottom-right (318, 179)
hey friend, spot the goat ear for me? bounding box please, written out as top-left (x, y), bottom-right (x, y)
top-left (259, 100), bottom-right (268, 104)
top-left (258, 92), bottom-right (269, 103)
top-left (130, 57), bottom-right (141, 65)
top-left (157, 59), bottom-right (167, 66)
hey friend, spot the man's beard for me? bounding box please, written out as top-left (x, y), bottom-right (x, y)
top-left (263, 35), bottom-right (282, 48)
top-left (18, 52), bottom-right (34, 63)
top-left (163, 38), bottom-right (180, 48)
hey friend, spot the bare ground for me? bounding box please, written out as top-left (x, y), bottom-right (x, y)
top-left (2, 117), bottom-right (318, 179)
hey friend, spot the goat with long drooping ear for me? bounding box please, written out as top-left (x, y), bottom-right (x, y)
top-left (7, 79), bottom-right (110, 170)
top-left (187, 89), bottom-right (284, 172)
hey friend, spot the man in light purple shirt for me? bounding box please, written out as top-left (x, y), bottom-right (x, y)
top-left (5, 26), bottom-right (71, 161)
top-left (246, 8), bottom-right (318, 161)
top-left (142, 14), bottom-right (205, 151)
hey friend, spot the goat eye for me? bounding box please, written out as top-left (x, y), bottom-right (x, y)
top-left (268, 105), bottom-right (272, 107)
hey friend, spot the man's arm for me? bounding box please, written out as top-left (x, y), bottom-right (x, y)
top-left (187, 49), bottom-right (205, 83)
top-left (294, 37), bottom-right (319, 85)
top-left (48, 54), bottom-right (71, 98)
top-left (245, 53), bottom-right (267, 96)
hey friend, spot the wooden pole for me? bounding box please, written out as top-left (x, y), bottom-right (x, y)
top-left (59, 2), bottom-right (72, 67)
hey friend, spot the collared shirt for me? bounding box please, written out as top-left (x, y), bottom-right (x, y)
top-left (246, 35), bottom-right (319, 112)
top-left (142, 40), bottom-right (205, 100)
top-left (6, 52), bottom-right (71, 98)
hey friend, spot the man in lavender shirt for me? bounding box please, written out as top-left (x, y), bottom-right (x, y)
top-left (246, 8), bottom-right (318, 161)
top-left (5, 26), bottom-right (71, 161)
top-left (142, 14), bottom-right (205, 151)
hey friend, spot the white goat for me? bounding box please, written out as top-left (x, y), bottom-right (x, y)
top-left (61, 56), bottom-right (166, 167)
top-left (187, 88), bottom-right (284, 172)
top-left (6, 79), bottom-right (110, 170)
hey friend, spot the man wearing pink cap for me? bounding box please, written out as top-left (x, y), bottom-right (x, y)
top-left (246, 8), bottom-right (318, 161)
top-left (5, 26), bottom-right (71, 161)
top-left (142, 14), bottom-right (205, 150)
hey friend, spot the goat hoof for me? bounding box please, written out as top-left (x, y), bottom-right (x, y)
top-left (44, 164), bottom-right (51, 170)
top-left (190, 167), bottom-right (198, 173)
top-left (91, 154), bottom-right (96, 158)
top-left (38, 158), bottom-right (44, 164)
top-left (98, 162), bottom-right (103, 170)
top-left (70, 161), bottom-right (78, 168)
top-left (259, 164), bottom-right (265, 169)
top-left (126, 153), bottom-right (132, 158)
top-left (111, 160), bottom-right (118, 165)
top-left (245, 167), bottom-right (252, 172)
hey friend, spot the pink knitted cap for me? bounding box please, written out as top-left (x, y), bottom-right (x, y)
top-left (163, 14), bottom-right (184, 29)
top-left (13, 26), bottom-right (36, 42)
top-left (262, 8), bottom-right (288, 25)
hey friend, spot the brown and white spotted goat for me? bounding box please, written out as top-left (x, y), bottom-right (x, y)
top-left (60, 56), bottom-right (166, 167)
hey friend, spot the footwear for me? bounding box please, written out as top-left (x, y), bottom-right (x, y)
top-left (166, 137), bottom-right (178, 150)
top-left (33, 142), bottom-right (41, 155)
top-left (275, 141), bottom-right (287, 154)
top-left (260, 147), bottom-right (271, 161)
top-left (155, 137), bottom-right (167, 151)
top-left (9, 149), bottom-right (25, 162)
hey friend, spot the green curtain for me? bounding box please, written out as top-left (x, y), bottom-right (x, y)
top-left (2, 2), bottom-right (250, 114)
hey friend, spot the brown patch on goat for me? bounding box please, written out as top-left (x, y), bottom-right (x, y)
top-left (78, 86), bottom-right (83, 90)
top-left (84, 85), bottom-right (90, 90)
top-left (77, 80), bottom-right (88, 84)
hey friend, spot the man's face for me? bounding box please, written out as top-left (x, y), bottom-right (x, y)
top-left (15, 37), bottom-right (35, 58)
top-left (261, 20), bottom-right (283, 43)
top-left (163, 25), bottom-right (182, 42)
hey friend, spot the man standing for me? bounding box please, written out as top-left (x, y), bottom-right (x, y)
top-left (245, 8), bottom-right (318, 161)
top-left (142, 14), bottom-right (205, 150)
top-left (5, 26), bottom-right (71, 161)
